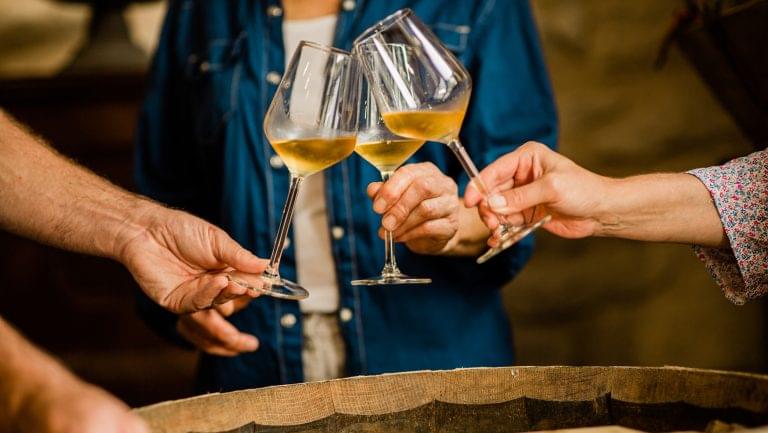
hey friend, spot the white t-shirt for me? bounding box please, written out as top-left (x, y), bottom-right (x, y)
top-left (283, 15), bottom-right (340, 313)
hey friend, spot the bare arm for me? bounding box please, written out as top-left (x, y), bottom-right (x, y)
top-left (465, 141), bottom-right (726, 248)
top-left (0, 317), bottom-right (148, 433)
top-left (0, 110), bottom-right (147, 258)
top-left (0, 109), bottom-right (268, 313)
top-left (596, 173), bottom-right (725, 246)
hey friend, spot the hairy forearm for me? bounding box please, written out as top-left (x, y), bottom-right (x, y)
top-left (595, 173), bottom-right (726, 247)
top-left (0, 110), bottom-right (157, 260)
top-left (0, 317), bottom-right (77, 428)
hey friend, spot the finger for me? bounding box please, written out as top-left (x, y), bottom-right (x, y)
top-left (465, 151), bottom-right (524, 207)
top-left (370, 163), bottom-right (433, 215)
top-left (488, 177), bottom-right (556, 215)
top-left (178, 312), bottom-right (259, 356)
top-left (212, 280), bottom-right (250, 306)
top-left (188, 310), bottom-right (259, 353)
top-left (391, 195), bottom-right (458, 237)
top-left (380, 172), bottom-right (455, 232)
top-left (214, 296), bottom-right (253, 317)
top-left (396, 218), bottom-right (456, 244)
top-left (168, 273), bottom-right (228, 313)
top-left (367, 181), bottom-right (382, 199)
top-left (211, 228), bottom-right (269, 273)
top-left (465, 141), bottom-right (553, 208)
top-left (123, 415), bottom-right (150, 433)
top-left (177, 317), bottom-right (240, 357)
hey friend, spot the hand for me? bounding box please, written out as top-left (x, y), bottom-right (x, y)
top-left (464, 141), bottom-right (611, 243)
top-left (368, 162), bottom-right (460, 255)
top-left (177, 297), bottom-right (258, 357)
top-left (118, 207), bottom-right (268, 314)
top-left (14, 376), bottom-right (148, 433)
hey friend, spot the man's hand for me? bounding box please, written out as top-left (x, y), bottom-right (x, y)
top-left (177, 298), bottom-right (258, 357)
top-left (465, 142), bottom-right (611, 243)
top-left (368, 162), bottom-right (461, 255)
top-left (118, 207), bottom-right (268, 314)
top-left (13, 370), bottom-right (148, 433)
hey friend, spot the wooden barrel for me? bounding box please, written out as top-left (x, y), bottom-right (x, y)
top-left (136, 366), bottom-right (768, 433)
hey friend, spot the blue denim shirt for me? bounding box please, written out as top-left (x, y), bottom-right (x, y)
top-left (135, 0), bottom-right (558, 392)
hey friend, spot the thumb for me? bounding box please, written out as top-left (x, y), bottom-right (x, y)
top-left (212, 229), bottom-right (268, 273)
top-left (488, 177), bottom-right (554, 215)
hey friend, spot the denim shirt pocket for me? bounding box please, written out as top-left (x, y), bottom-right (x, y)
top-left (430, 22), bottom-right (471, 56)
top-left (183, 35), bottom-right (245, 146)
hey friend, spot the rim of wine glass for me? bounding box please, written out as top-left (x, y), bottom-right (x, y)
top-left (353, 8), bottom-right (414, 46)
top-left (298, 40), bottom-right (352, 56)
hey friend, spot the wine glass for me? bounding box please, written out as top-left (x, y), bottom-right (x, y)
top-left (228, 41), bottom-right (359, 300)
top-left (353, 9), bottom-right (551, 265)
top-left (352, 44), bottom-right (431, 286)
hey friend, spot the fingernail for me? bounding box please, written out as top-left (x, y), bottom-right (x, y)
top-left (373, 198), bottom-right (387, 213)
top-left (489, 194), bottom-right (507, 210)
top-left (382, 215), bottom-right (397, 231)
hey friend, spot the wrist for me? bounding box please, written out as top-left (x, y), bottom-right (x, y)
top-left (592, 176), bottom-right (625, 238)
top-left (440, 205), bottom-right (489, 257)
top-left (109, 197), bottom-right (163, 263)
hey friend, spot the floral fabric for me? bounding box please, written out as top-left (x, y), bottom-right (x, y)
top-left (688, 150), bottom-right (768, 305)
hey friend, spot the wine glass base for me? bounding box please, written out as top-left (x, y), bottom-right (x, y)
top-left (476, 214), bottom-right (553, 265)
top-left (227, 273), bottom-right (309, 300)
top-left (351, 273), bottom-right (432, 286)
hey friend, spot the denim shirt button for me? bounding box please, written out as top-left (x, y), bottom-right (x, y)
top-left (266, 71), bottom-right (282, 85)
top-left (283, 237), bottom-right (291, 249)
top-left (269, 154), bottom-right (284, 169)
top-left (331, 226), bottom-right (345, 240)
top-left (339, 308), bottom-right (353, 323)
top-left (280, 313), bottom-right (297, 328)
top-left (267, 5), bottom-right (283, 17)
top-left (341, 0), bottom-right (356, 11)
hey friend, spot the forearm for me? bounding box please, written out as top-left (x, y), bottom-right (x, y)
top-left (596, 173), bottom-right (726, 247)
top-left (0, 317), bottom-right (78, 428)
top-left (0, 110), bottom-right (157, 260)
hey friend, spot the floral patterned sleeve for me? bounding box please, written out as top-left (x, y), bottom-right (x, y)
top-left (687, 150), bottom-right (768, 305)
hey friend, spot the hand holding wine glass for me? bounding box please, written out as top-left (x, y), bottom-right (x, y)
top-left (366, 162), bottom-right (460, 256)
top-left (465, 141), bottom-right (609, 241)
top-left (354, 9), bottom-right (551, 264)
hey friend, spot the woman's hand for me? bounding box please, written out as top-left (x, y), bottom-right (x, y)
top-left (367, 162), bottom-right (461, 255)
top-left (464, 142), bottom-right (611, 244)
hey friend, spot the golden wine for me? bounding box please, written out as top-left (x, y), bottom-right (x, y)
top-left (271, 136), bottom-right (356, 177)
top-left (382, 110), bottom-right (467, 143)
top-left (355, 139), bottom-right (425, 173)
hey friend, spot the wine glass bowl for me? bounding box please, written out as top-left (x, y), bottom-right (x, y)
top-left (229, 41), bottom-right (359, 300)
top-left (352, 56), bottom-right (431, 286)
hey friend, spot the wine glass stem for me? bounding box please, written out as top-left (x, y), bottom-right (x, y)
top-left (265, 175), bottom-right (304, 279)
top-left (446, 139), bottom-right (512, 229)
top-left (380, 171), bottom-right (401, 276)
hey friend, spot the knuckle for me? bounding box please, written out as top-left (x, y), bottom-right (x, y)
top-left (418, 200), bottom-right (440, 219)
top-left (415, 177), bottom-right (433, 192)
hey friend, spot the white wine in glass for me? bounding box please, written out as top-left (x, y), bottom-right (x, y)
top-left (228, 41), bottom-right (359, 300)
top-left (352, 62), bottom-right (431, 286)
top-left (354, 9), bottom-right (551, 265)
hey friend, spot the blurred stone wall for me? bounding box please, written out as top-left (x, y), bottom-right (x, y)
top-left (511, 1), bottom-right (765, 372)
top-left (0, 0), bottom-right (165, 77)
